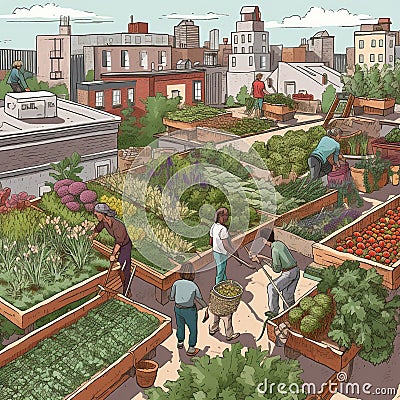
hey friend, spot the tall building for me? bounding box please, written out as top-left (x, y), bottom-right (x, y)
top-left (174, 20), bottom-right (200, 48)
top-left (354, 18), bottom-right (396, 68)
top-left (227, 6), bottom-right (271, 97)
top-left (307, 30), bottom-right (334, 68)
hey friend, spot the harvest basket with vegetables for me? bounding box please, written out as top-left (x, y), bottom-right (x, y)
top-left (209, 280), bottom-right (243, 317)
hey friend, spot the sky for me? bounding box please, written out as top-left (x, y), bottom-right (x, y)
top-left (0, 1), bottom-right (398, 52)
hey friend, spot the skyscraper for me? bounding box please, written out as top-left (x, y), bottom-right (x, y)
top-left (174, 20), bottom-right (200, 48)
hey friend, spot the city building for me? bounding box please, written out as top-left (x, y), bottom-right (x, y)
top-left (267, 62), bottom-right (343, 100)
top-left (269, 45), bottom-right (283, 71)
top-left (219, 38), bottom-right (232, 67)
top-left (174, 20), bottom-right (200, 48)
top-left (84, 45), bottom-right (172, 80)
top-left (200, 66), bottom-right (228, 106)
top-left (36, 16), bottom-right (173, 101)
top-left (307, 31), bottom-right (334, 68)
top-left (77, 68), bottom-right (205, 118)
top-left (281, 47), bottom-right (307, 63)
top-left (334, 54), bottom-right (347, 73)
top-left (354, 18), bottom-right (396, 68)
top-left (0, 91), bottom-right (120, 196)
top-left (346, 47), bottom-right (355, 74)
top-left (172, 48), bottom-right (206, 67)
top-left (227, 6), bottom-right (272, 97)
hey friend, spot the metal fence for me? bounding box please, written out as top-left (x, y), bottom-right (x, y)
top-left (0, 49), bottom-right (36, 74)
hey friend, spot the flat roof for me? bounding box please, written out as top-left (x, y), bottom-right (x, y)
top-left (101, 68), bottom-right (203, 78)
top-left (0, 98), bottom-right (120, 137)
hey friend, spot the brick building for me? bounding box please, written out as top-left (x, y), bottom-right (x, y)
top-left (77, 69), bottom-right (205, 118)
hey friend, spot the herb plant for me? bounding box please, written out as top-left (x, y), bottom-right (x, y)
top-left (318, 261), bottom-right (400, 365)
top-left (45, 152), bottom-right (84, 188)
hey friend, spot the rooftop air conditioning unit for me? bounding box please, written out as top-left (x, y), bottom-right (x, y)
top-left (4, 91), bottom-right (57, 120)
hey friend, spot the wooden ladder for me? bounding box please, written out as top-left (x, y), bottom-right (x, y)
top-left (323, 95), bottom-right (340, 128)
top-left (341, 94), bottom-right (355, 118)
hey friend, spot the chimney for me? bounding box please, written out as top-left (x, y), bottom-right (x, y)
top-left (378, 18), bottom-right (392, 32)
top-left (223, 38), bottom-right (228, 45)
top-left (128, 18), bottom-right (148, 34)
top-left (300, 38), bottom-right (307, 46)
top-left (59, 15), bottom-right (71, 35)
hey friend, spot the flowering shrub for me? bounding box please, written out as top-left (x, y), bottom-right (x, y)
top-left (99, 195), bottom-right (136, 218)
top-left (54, 180), bottom-right (97, 212)
top-left (68, 182), bottom-right (87, 196)
top-left (0, 188), bottom-right (35, 214)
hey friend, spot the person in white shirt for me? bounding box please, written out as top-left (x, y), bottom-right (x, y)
top-left (208, 208), bottom-right (240, 341)
top-left (209, 208), bottom-right (238, 285)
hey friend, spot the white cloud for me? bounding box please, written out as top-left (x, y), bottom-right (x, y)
top-left (0, 3), bottom-right (112, 22)
top-left (161, 12), bottom-right (228, 20)
top-left (265, 7), bottom-right (377, 28)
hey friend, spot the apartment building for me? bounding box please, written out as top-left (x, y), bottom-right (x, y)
top-left (307, 31), bottom-right (334, 69)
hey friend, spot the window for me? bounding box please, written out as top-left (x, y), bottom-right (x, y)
top-left (249, 46), bottom-right (253, 53)
top-left (102, 50), bottom-right (111, 68)
top-left (233, 47), bottom-right (237, 54)
top-left (234, 35), bottom-right (238, 44)
top-left (50, 59), bottom-right (62, 79)
top-left (262, 34), bottom-right (266, 42)
top-left (241, 34), bottom-right (245, 43)
top-left (359, 54), bottom-right (364, 63)
top-left (50, 38), bottom-right (62, 58)
top-left (95, 91), bottom-right (104, 107)
top-left (379, 39), bottom-right (384, 47)
top-left (389, 55), bottom-right (394, 62)
top-left (249, 56), bottom-right (253, 66)
top-left (262, 46), bottom-right (266, 53)
top-left (378, 54), bottom-right (384, 62)
top-left (370, 54), bottom-right (375, 62)
top-left (260, 55), bottom-right (267, 69)
top-left (145, 35), bottom-right (152, 43)
top-left (112, 89), bottom-right (121, 106)
top-left (135, 36), bottom-right (141, 44)
top-left (171, 90), bottom-right (180, 98)
top-left (95, 161), bottom-right (111, 178)
top-left (193, 80), bottom-right (202, 102)
top-left (231, 57), bottom-right (236, 67)
top-left (359, 40), bottom-right (364, 49)
top-left (158, 50), bottom-right (167, 65)
top-left (371, 39), bottom-right (376, 47)
top-left (241, 47), bottom-right (245, 53)
top-left (127, 88), bottom-right (135, 105)
top-left (140, 51), bottom-right (148, 68)
top-left (389, 40), bottom-right (394, 48)
top-left (125, 35), bottom-right (131, 44)
top-left (121, 50), bottom-right (129, 68)
top-left (248, 34), bottom-right (252, 42)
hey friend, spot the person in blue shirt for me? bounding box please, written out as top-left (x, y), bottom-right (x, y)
top-left (170, 262), bottom-right (207, 357)
top-left (308, 127), bottom-right (345, 180)
top-left (7, 61), bottom-right (30, 93)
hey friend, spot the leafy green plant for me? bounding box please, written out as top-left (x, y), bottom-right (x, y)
top-left (318, 260), bottom-right (400, 365)
top-left (166, 103), bottom-right (225, 123)
top-left (85, 69), bottom-right (94, 82)
top-left (0, 300), bottom-right (160, 399)
top-left (46, 152), bottom-right (83, 188)
top-left (385, 127), bottom-right (400, 143)
top-left (236, 85), bottom-right (251, 105)
top-left (321, 84), bottom-right (337, 113)
top-left (264, 93), bottom-right (296, 110)
top-left (146, 343), bottom-right (306, 399)
top-left (225, 95), bottom-right (235, 107)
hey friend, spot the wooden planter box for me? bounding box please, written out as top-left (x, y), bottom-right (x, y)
top-left (313, 194), bottom-right (400, 289)
top-left (353, 97), bottom-right (395, 116)
top-left (163, 112), bottom-right (232, 132)
top-left (262, 103), bottom-right (296, 121)
top-left (0, 293), bottom-right (172, 400)
top-left (274, 228), bottom-right (315, 258)
top-left (350, 166), bottom-right (388, 193)
top-left (0, 266), bottom-right (122, 330)
top-left (267, 288), bottom-right (360, 372)
top-left (371, 137), bottom-right (400, 162)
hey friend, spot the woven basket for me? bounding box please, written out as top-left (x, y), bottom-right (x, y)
top-left (209, 280), bottom-right (243, 317)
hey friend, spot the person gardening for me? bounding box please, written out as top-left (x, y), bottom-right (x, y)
top-left (308, 127), bottom-right (345, 181)
top-left (169, 262), bottom-right (207, 357)
top-left (251, 231), bottom-right (299, 317)
top-left (7, 61), bottom-right (30, 93)
top-left (210, 207), bottom-right (238, 285)
top-left (89, 203), bottom-right (132, 296)
top-left (251, 73), bottom-right (268, 118)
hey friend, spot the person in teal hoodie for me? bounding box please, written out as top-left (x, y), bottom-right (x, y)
top-left (7, 61), bottom-right (30, 93)
top-left (308, 127), bottom-right (345, 180)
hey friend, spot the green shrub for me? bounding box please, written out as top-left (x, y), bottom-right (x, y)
top-left (386, 128), bottom-right (400, 143)
top-left (0, 208), bottom-right (44, 241)
top-left (236, 85), bottom-right (251, 105)
top-left (310, 305), bottom-right (327, 320)
top-left (288, 307), bottom-right (304, 325)
top-left (300, 315), bottom-right (321, 336)
top-left (225, 95), bottom-right (235, 107)
top-left (299, 297), bottom-right (316, 312)
top-left (321, 84), bottom-right (337, 113)
top-left (264, 93), bottom-right (296, 110)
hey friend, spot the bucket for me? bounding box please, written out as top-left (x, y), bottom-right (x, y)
top-left (327, 163), bottom-right (351, 187)
top-left (136, 359), bottom-right (159, 388)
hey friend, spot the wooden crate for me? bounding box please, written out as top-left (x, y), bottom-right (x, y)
top-left (0, 293), bottom-right (172, 400)
top-left (0, 266), bottom-right (122, 330)
top-left (266, 288), bottom-right (360, 372)
top-left (313, 194), bottom-right (400, 289)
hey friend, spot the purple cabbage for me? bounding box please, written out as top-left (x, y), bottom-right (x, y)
top-left (80, 190), bottom-right (97, 204)
top-left (84, 202), bottom-right (96, 212)
top-left (54, 179), bottom-right (74, 192)
top-left (56, 185), bottom-right (70, 198)
top-left (66, 201), bottom-right (81, 212)
top-left (68, 181), bottom-right (87, 196)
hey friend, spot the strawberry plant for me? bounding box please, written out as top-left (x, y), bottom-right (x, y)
top-left (318, 261), bottom-right (400, 365)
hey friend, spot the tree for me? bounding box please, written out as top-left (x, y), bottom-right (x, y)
top-left (225, 95), bottom-right (235, 107)
top-left (118, 101), bottom-right (140, 149)
top-left (236, 85), bottom-right (250, 105)
top-left (365, 64), bottom-right (384, 98)
top-left (321, 84), bottom-right (337, 113)
top-left (138, 93), bottom-right (180, 146)
top-left (342, 64), bottom-right (367, 98)
top-left (85, 70), bottom-right (94, 82)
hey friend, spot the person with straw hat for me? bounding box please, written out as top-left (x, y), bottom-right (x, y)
top-left (89, 203), bottom-right (132, 296)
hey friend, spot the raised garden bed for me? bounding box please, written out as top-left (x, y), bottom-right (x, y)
top-left (353, 97), bottom-right (395, 116)
top-left (262, 103), bottom-right (296, 121)
top-left (371, 135), bottom-right (400, 162)
top-left (313, 194), bottom-right (400, 289)
top-left (0, 293), bottom-right (172, 399)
